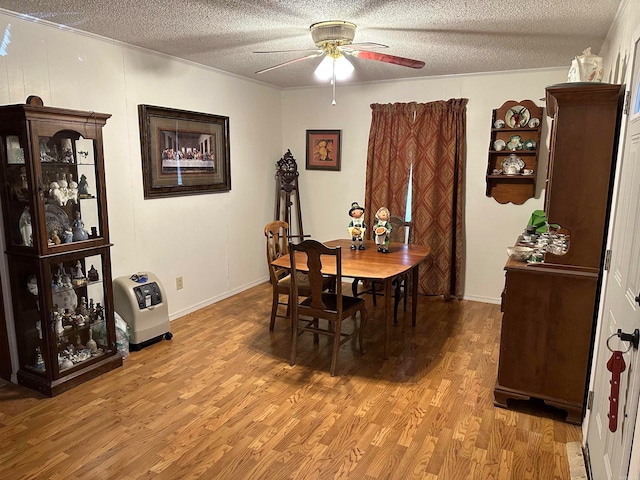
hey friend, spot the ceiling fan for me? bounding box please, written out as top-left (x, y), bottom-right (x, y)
top-left (254, 20), bottom-right (425, 105)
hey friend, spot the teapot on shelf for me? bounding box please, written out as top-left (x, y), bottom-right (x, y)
top-left (568, 48), bottom-right (604, 83)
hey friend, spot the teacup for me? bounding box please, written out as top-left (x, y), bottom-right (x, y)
top-left (494, 119), bottom-right (505, 129)
top-left (523, 169), bottom-right (534, 175)
top-left (504, 164), bottom-right (521, 175)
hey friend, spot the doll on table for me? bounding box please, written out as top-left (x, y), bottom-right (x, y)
top-left (347, 202), bottom-right (366, 250)
top-left (374, 206), bottom-right (392, 253)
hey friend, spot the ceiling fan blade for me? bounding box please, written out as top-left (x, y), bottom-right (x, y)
top-left (348, 50), bottom-right (425, 69)
top-left (255, 52), bottom-right (324, 74)
top-left (341, 42), bottom-right (388, 51)
top-left (254, 48), bottom-right (322, 54)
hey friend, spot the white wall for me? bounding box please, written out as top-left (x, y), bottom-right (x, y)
top-left (600, 0), bottom-right (639, 85)
top-left (0, 9), bottom-right (283, 332)
top-left (0, 7), bottom-right (582, 350)
top-left (282, 67), bottom-right (567, 302)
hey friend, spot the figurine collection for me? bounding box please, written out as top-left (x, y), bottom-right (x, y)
top-left (14, 134), bottom-right (94, 247)
top-left (28, 262), bottom-right (105, 371)
top-left (348, 202), bottom-right (393, 253)
top-left (51, 297), bottom-right (106, 371)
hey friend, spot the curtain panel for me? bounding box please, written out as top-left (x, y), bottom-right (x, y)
top-left (364, 99), bottom-right (467, 297)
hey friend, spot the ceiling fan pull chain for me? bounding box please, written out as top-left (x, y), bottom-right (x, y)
top-left (332, 61), bottom-right (337, 106)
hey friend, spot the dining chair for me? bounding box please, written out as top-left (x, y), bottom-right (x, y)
top-left (289, 239), bottom-right (367, 376)
top-left (352, 216), bottom-right (413, 324)
top-left (264, 221), bottom-right (333, 330)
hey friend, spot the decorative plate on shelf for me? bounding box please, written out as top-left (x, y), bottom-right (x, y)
top-left (45, 204), bottom-right (70, 240)
top-left (505, 106), bottom-right (530, 128)
top-left (523, 139), bottom-right (537, 150)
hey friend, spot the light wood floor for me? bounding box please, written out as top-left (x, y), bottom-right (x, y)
top-left (0, 282), bottom-right (581, 479)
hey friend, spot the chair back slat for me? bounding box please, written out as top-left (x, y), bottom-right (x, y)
top-left (388, 216), bottom-right (413, 244)
top-left (290, 240), bottom-right (342, 313)
top-left (264, 221), bottom-right (289, 284)
top-left (289, 239), bottom-right (366, 376)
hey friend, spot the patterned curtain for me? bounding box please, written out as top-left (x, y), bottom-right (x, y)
top-left (364, 99), bottom-right (467, 297)
top-left (363, 103), bottom-right (414, 228)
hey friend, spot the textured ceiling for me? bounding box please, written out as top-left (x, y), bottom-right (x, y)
top-left (0, 0), bottom-right (622, 88)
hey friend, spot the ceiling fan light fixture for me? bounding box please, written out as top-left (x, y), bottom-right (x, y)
top-left (314, 55), bottom-right (354, 81)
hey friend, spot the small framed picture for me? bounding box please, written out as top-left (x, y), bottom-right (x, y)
top-left (305, 130), bottom-right (341, 171)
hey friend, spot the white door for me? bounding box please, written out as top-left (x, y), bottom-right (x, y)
top-left (586, 29), bottom-right (640, 480)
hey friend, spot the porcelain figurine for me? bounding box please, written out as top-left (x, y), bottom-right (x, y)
top-left (60, 269), bottom-right (72, 289)
top-left (87, 265), bottom-right (99, 282)
top-left (49, 181), bottom-right (66, 206)
top-left (347, 202), bottom-right (366, 250)
top-left (60, 138), bottom-right (74, 163)
top-left (54, 310), bottom-right (64, 335)
top-left (72, 211), bottom-right (89, 241)
top-left (27, 275), bottom-right (38, 296)
top-left (72, 262), bottom-right (86, 287)
top-left (86, 329), bottom-right (98, 353)
top-left (19, 167), bottom-right (27, 188)
top-left (73, 260), bottom-right (85, 280)
top-left (63, 228), bottom-right (73, 244)
top-left (374, 207), bottom-right (392, 253)
top-left (67, 173), bottom-right (78, 204)
top-left (35, 347), bottom-right (45, 371)
top-left (78, 174), bottom-right (90, 198)
top-left (51, 230), bottom-right (61, 245)
top-left (60, 358), bottom-right (74, 370)
top-left (39, 139), bottom-right (57, 162)
top-left (19, 206), bottom-right (33, 246)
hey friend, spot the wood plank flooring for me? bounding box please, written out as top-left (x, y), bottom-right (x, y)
top-left (0, 282), bottom-right (581, 479)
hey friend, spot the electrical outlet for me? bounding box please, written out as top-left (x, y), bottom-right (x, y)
top-left (176, 276), bottom-right (183, 290)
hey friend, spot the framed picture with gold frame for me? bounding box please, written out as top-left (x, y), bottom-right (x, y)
top-left (138, 104), bottom-right (231, 198)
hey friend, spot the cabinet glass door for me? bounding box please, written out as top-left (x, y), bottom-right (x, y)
top-left (47, 251), bottom-right (114, 376)
top-left (37, 131), bottom-right (103, 253)
top-left (2, 133), bottom-right (35, 250)
top-left (10, 250), bottom-right (116, 378)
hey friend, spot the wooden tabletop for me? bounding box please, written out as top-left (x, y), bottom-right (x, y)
top-left (272, 239), bottom-right (431, 280)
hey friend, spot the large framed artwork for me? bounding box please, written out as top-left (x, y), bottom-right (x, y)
top-left (138, 104), bottom-right (231, 199)
top-left (305, 129), bottom-right (341, 171)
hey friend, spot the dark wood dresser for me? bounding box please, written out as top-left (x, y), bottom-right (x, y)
top-left (493, 83), bottom-right (625, 424)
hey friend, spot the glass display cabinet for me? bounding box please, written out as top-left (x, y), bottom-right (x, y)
top-left (0, 96), bottom-right (122, 396)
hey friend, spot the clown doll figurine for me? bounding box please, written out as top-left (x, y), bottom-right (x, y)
top-left (374, 206), bottom-right (392, 253)
top-left (347, 202), bottom-right (366, 250)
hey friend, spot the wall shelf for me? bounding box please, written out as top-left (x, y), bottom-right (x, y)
top-left (486, 99), bottom-right (543, 205)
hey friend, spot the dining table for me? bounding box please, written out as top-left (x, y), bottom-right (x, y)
top-left (271, 238), bottom-right (431, 359)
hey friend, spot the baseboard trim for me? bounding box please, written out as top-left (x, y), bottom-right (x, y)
top-left (461, 293), bottom-right (501, 305)
top-left (169, 276), bottom-right (269, 321)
